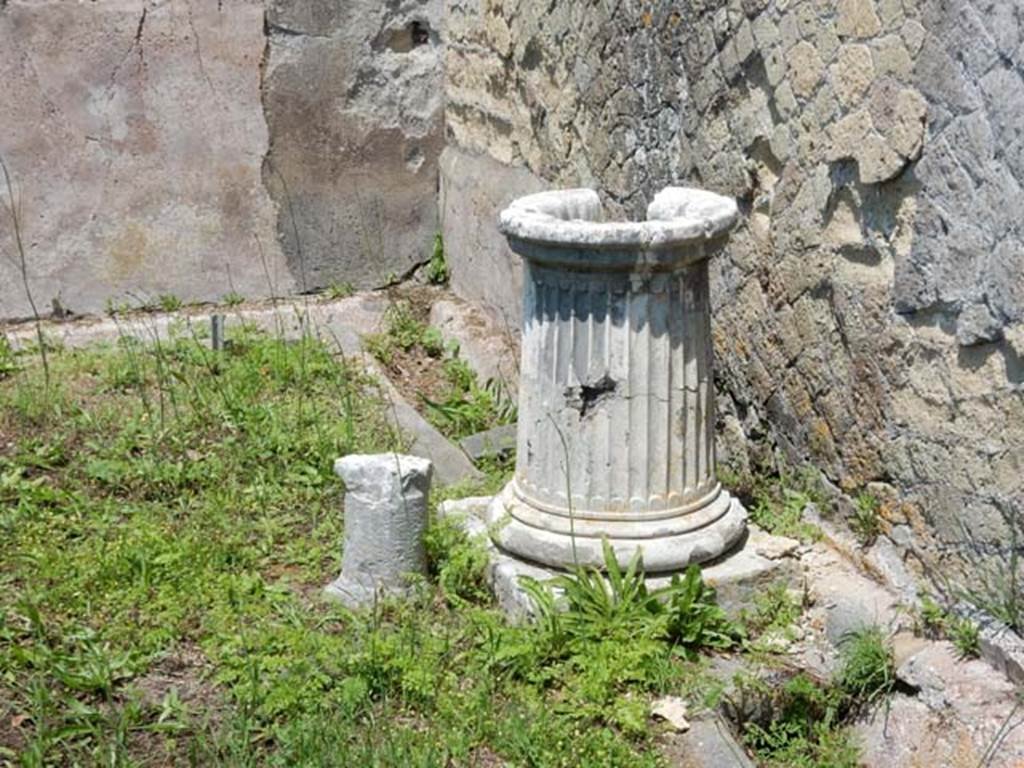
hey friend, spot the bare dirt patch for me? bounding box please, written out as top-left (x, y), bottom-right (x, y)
top-left (370, 284), bottom-right (453, 408)
top-left (132, 644), bottom-right (221, 715)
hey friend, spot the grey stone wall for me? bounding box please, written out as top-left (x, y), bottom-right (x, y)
top-left (264, 0), bottom-right (444, 292)
top-left (0, 0), bottom-right (288, 318)
top-left (442, 0), bottom-right (1024, 581)
top-left (0, 0), bottom-right (443, 319)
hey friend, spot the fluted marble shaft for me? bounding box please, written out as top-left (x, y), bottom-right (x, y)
top-left (516, 263), bottom-right (716, 524)
top-left (488, 187), bottom-right (747, 571)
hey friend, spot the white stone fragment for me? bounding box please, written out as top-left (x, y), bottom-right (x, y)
top-left (651, 696), bottom-right (691, 732)
top-left (325, 453), bottom-right (433, 608)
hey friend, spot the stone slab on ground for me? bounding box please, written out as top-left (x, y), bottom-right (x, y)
top-left (659, 713), bottom-right (756, 768)
top-left (428, 297), bottom-right (520, 390)
top-left (437, 496), bottom-right (803, 620)
top-left (2, 294), bottom-right (390, 353)
top-left (953, 602), bottom-right (1024, 688)
top-left (459, 423), bottom-right (517, 461)
top-left (857, 641), bottom-right (1024, 767)
top-left (369, 366), bottom-right (482, 488)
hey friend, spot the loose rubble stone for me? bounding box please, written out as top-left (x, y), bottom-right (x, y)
top-left (326, 453), bottom-right (433, 608)
top-left (459, 423), bottom-right (517, 462)
top-left (833, 44), bottom-right (875, 106)
top-left (836, 0), bottom-right (883, 38)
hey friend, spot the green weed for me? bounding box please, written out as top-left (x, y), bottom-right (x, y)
top-left (949, 616), bottom-right (981, 659)
top-left (324, 281), bottom-right (355, 300)
top-left (424, 515), bottom-right (491, 607)
top-left (425, 234), bottom-right (448, 285)
top-left (741, 581), bottom-right (805, 653)
top-left (157, 294), bottom-right (183, 312)
top-left (917, 593), bottom-right (948, 638)
top-left (835, 626), bottom-right (895, 708)
top-left (367, 300), bottom-right (516, 440)
top-left (738, 672), bottom-right (859, 768)
top-left (509, 541), bottom-right (739, 733)
top-left (0, 328), bottom-right (668, 766)
top-left (850, 492), bottom-right (882, 545)
top-left (0, 335), bottom-right (17, 378)
top-left (748, 483), bottom-right (821, 542)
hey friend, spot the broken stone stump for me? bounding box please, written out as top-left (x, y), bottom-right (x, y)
top-left (325, 453), bottom-right (433, 608)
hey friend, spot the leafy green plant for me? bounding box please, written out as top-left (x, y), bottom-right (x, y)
top-left (222, 291), bottom-right (245, 307)
top-left (835, 626), bottom-right (895, 708)
top-left (157, 294), bottom-right (183, 312)
top-left (522, 540), bottom-right (740, 658)
top-left (422, 383), bottom-right (511, 439)
top-left (421, 326), bottom-right (445, 358)
top-left (324, 281), bottom-right (355, 300)
top-left (850, 492), bottom-right (882, 545)
top-left (741, 582), bottom-right (804, 652)
top-left (424, 515), bottom-right (491, 606)
top-left (917, 593), bottom-right (947, 638)
top-left (0, 335), bottom-right (17, 378)
top-left (949, 616), bottom-right (981, 659)
top-left (364, 301), bottom-right (425, 365)
top-left (749, 485), bottom-right (820, 542)
top-left (426, 233), bottom-right (448, 285)
top-left (739, 672), bottom-right (859, 768)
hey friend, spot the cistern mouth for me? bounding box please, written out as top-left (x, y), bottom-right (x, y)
top-left (498, 186), bottom-right (738, 251)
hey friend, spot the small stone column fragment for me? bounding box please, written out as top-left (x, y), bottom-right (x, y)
top-left (488, 187), bottom-right (747, 572)
top-left (326, 453), bottom-right (433, 608)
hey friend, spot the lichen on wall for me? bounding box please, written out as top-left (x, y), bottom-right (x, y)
top-left (442, 0), bottom-right (1024, 583)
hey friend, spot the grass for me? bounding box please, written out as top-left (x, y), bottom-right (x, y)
top-left (949, 616), bottom-right (981, 659)
top-left (425, 234), bottom-right (448, 286)
top-left (366, 299), bottom-right (516, 441)
top-left (727, 625), bottom-right (893, 768)
top-left (0, 323), bottom-right (732, 766)
top-left (834, 627), bottom-right (895, 708)
top-left (917, 593), bottom-right (948, 638)
top-left (740, 468), bottom-right (824, 543)
top-left (849, 493), bottom-right (882, 546)
top-left (914, 594), bottom-right (981, 659)
top-left (157, 295), bottom-right (183, 313)
top-left (323, 282), bottom-right (355, 301)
